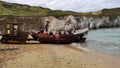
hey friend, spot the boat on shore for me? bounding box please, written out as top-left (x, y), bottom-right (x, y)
top-left (31, 28), bottom-right (89, 44)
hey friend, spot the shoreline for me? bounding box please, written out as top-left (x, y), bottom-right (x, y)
top-left (0, 44), bottom-right (120, 68)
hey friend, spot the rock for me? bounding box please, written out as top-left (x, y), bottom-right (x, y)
top-left (0, 15), bottom-right (120, 32)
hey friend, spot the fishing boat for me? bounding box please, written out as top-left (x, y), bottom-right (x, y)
top-left (31, 28), bottom-right (89, 44)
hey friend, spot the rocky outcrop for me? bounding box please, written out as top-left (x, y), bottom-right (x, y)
top-left (43, 15), bottom-right (120, 32)
top-left (0, 15), bottom-right (120, 32)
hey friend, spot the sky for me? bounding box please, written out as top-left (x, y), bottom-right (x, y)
top-left (2, 0), bottom-right (120, 12)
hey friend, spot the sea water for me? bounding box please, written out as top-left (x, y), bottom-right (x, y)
top-left (72, 28), bottom-right (120, 56)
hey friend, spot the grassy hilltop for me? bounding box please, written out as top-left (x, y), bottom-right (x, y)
top-left (0, 1), bottom-right (120, 17)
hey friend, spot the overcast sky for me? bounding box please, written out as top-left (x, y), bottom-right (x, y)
top-left (2, 0), bottom-right (120, 12)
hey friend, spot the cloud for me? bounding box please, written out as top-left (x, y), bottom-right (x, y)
top-left (2, 0), bottom-right (50, 6)
top-left (2, 0), bottom-right (120, 12)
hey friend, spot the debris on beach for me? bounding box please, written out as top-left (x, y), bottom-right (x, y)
top-left (0, 47), bottom-right (19, 51)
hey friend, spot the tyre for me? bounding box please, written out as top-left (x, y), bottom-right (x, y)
top-left (1, 38), bottom-right (8, 43)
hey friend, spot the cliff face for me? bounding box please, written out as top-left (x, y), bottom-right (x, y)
top-left (0, 1), bottom-right (120, 32)
top-left (0, 15), bottom-right (120, 32)
top-left (41, 15), bottom-right (120, 32)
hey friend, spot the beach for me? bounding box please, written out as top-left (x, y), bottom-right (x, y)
top-left (0, 44), bottom-right (119, 68)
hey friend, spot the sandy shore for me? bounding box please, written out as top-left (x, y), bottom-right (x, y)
top-left (0, 44), bottom-right (120, 68)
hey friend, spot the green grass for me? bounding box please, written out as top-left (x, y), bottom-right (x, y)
top-left (0, 1), bottom-right (50, 16)
top-left (0, 1), bottom-right (120, 17)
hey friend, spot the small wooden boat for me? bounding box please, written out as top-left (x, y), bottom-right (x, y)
top-left (31, 28), bottom-right (89, 44)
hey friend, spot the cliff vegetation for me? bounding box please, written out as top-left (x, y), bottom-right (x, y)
top-left (0, 1), bottom-right (120, 17)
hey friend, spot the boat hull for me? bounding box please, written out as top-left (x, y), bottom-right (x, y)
top-left (31, 28), bottom-right (89, 44)
top-left (32, 34), bottom-right (86, 44)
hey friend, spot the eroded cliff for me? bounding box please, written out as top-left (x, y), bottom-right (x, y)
top-left (1, 15), bottom-right (120, 32)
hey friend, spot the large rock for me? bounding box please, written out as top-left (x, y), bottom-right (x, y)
top-left (0, 15), bottom-right (120, 32)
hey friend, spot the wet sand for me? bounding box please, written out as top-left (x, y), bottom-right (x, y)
top-left (0, 44), bottom-right (120, 68)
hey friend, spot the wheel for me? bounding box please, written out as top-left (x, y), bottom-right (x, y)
top-left (1, 38), bottom-right (8, 43)
top-left (19, 40), bottom-right (26, 44)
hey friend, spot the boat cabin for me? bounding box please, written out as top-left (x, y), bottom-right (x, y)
top-left (2, 20), bottom-right (19, 36)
